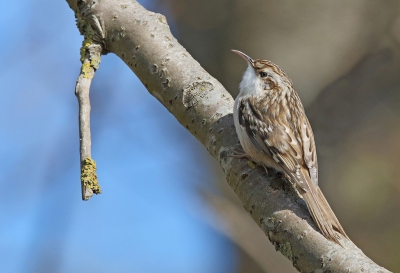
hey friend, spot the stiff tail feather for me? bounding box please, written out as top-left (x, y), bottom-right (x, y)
top-left (316, 187), bottom-right (349, 240)
top-left (302, 187), bottom-right (349, 246)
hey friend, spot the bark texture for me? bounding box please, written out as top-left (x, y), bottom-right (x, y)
top-left (66, 0), bottom-right (391, 272)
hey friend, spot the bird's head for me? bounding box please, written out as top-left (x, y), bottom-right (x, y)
top-left (232, 49), bottom-right (292, 96)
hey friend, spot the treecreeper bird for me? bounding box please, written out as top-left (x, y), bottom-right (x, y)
top-left (231, 50), bottom-right (349, 245)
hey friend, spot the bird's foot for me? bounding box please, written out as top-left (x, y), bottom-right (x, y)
top-left (262, 166), bottom-right (269, 175)
top-left (229, 147), bottom-right (248, 158)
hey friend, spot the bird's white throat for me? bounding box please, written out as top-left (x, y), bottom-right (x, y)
top-left (239, 65), bottom-right (262, 97)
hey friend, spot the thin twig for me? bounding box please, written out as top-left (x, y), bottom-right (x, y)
top-left (75, 39), bottom-right (102, 200)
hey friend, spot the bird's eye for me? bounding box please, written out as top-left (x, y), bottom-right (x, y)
top-left (260, 72), bottom-right (268, 78)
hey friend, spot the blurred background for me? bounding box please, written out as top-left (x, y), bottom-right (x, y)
top-left (1, 0), bottom-right (400, 272)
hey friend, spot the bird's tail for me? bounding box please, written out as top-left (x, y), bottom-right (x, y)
top-left (302, 186), bottom-right (349, 246)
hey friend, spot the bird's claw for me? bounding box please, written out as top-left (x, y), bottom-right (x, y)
top-left (229, 147), bottom-right (248, 158)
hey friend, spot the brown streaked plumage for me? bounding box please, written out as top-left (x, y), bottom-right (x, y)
top-left (232, 49), bottom-right (349, 245)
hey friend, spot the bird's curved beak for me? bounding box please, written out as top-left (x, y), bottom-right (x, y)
top-left (231, 50), bottom-right (254, 66)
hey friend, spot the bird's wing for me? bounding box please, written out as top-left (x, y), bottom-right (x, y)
top-left (299, 118), bottom-right (318, 187)
top-left (238, 97), bottom-right (311, 192)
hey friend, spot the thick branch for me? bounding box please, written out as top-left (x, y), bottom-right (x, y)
top-left (66, 0), bottom-right (390, 272)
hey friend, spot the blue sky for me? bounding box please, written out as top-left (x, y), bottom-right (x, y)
top-left (0, 1), bottom-right (236, 272)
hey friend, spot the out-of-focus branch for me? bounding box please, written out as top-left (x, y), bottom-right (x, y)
top-left (201, 190), bottom-right (297, 273)
top-left (65, 0), bottom-right (391, 271)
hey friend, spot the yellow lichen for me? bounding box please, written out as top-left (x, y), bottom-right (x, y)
top-left (279, 242), bottom-right (293, 262)
top-left (79, 36), bottom-right (100, 77)
top-left (247, 160), bottom-right (256, 169)
top-left (80, 37), bottom-right (93, 62)
top-left (81, 157), bottom-right (101, 200)
top-left (81, 62), bottom-right (93, 79)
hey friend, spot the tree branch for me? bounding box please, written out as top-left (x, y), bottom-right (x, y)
top-left (75, 33), bottom-right (103, 200)
top-left (65, 0), bottom-right (391, 271)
